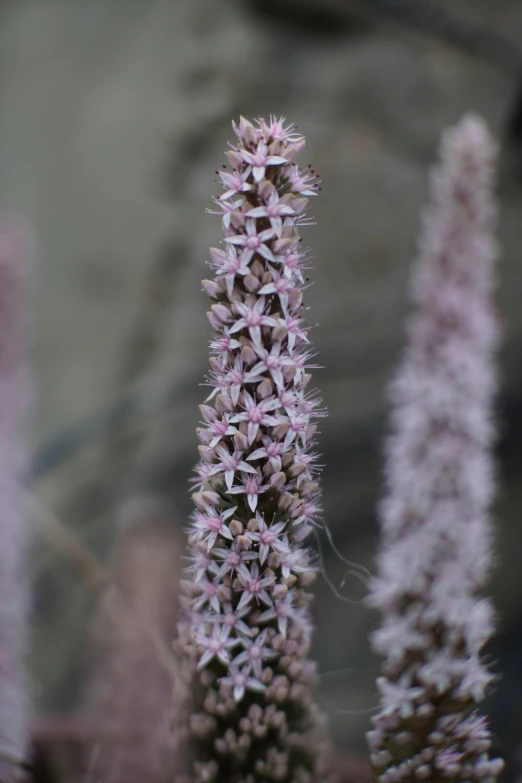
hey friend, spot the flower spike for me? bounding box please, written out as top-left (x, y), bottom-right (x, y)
top-left (366, 115), bottom-right (504, 783)
top-left (175, 117), bottom-right (329, 783)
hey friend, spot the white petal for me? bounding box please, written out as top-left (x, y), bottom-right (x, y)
top-left (246, 207), bottom-right (268, 218)
top-left (221, 525), bottom-right (234, 540)
top-left (198, 649), bottom-right (214, 669)
top-left (247, 421), bottom-right (259, 444)
top-left (224, 235), bottom-right (247, 246)
top-left (258, 244), bottom-right (275, 262)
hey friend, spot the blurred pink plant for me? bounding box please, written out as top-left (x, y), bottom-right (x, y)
top-left (366, 115), bottom-right (504, 783)
top-left (86, 497), bottom-right (181, 783)
top-left (0, 220), bottom-right (34, 782)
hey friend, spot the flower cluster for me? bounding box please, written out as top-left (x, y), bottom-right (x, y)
top-left (177, 117), bottom-right (328, 783)
top-left (366, 115), bottom-right (504, 782)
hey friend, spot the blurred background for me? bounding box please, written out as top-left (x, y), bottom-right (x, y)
top-left (4, 0), bottom-right (522, 779)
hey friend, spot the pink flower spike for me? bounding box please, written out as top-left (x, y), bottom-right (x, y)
top-left (366, 115), bottom-right (503, 783)
top-left (181, 116), bottom-right (329, 783)
top-left (239, 140), bottom-right (288, 183)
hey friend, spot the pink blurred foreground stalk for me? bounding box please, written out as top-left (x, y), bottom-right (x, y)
top-left (0, 222), bottom-right (33, 782)
top-left (86, 498), bottom-right (181, 783)
top-left (366, 115), bottom-right (504, 782)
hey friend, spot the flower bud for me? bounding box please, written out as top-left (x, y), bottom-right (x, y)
top-left (226, 149), bottom-right (244, 169)
top-left (272, 583), bottom-right (288, 601)
top-left (299, 571), bottom-right (316, 588)
top-left (257, 378), bottom-right (272, 399)
top-left (272, 422), bottom-right (289, 440)
top-left (215, 393), bottom-right (234, 413)
top-left (209, 356), bottom-right (222, 373)
top-left (198, 445), bottom-right (215, 463)
top-left (202, 279), bottom-right (220, 298)
top-left (288, 462), bottom-right (307, 477)
top-left (199, 404), bottom-right (218, 423)
top-left (233, 431), bottom-right (249, 452)
top-left (258, 180), bottom-right (276, 201)
top-left (269, 471), bottom-right (287, 490)
top-left (272, 323), bottom-right (287, 343)
top-left (229, 519), bottom-right (244, 536)
top-left (244, 274), bottom-right (261, 293)
top-left (278, 493), bottom-right (293, 512)
top-left (207, 311), bottom-right (220, 330)
top-left (211, 303), bottom-right (231, 324)
top-left (196, 427), bottom-right (211, 444)
top-left (237, 535), bottom-right (252, 551)
top-left (250, 259), bottom-right (264, 278)
top-left (229, 210), bottom-right (245, 230)
top-left (284, 139), bottom-right (306, 162)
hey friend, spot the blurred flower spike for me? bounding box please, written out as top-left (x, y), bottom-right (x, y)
top-left (366, 115), bottom-right (504, 783)
top-left (0, 217), bottom-right (34, 783)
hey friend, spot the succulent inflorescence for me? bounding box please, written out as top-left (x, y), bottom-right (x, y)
top-left (177, 116), bottom-right (329, 783)
top-left (366, 116), bottom-right (504, 783)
